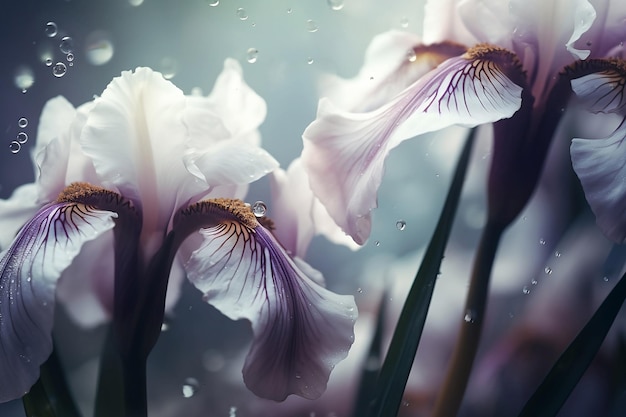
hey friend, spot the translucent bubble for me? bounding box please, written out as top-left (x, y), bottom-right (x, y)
top-left (59, 36), bottom-right (74, 54)
top-left (66, 52), bottom-right (74, 62)
top-left (305, 19), bottom-right (319, 32)
top-left (14, 66), bottom-right (35, 91)
top-left (9, 141), bottom-right (21, 154)
top-left (395, 220), bottom-right (406, 231)
top-left (327, 0), bottom-right (344, 10)
top-left (306, 57), bottom-right (314, 64)
top-left (236, 7), bottom-right (248, 20)
top-left (85, 31), bottom-right (114, 66)
top-left (182, 377), bottom-right (199, 398)
top-left (400, 16), bottom-right (409, 28)
top-left (159, 57), bottom-right (178, 79)
top-left (16, 132), bottom-right (28, 144)
top-left (207, 0), bottom-right (219, 5)
top-left (45, 58), bottom-right (53, 67)
top-left (246, 48), bottom-right (258, 63)
top-left (45, 22), bottom-right (58, 38)
top-left (18, 118), bottom-right (28, 128)
top-left (129, 0), bottom-right (144, 6)
top-left (252, 201), bottom-right (267, 217)
top-left (52, 62), bottom-right (67, 77)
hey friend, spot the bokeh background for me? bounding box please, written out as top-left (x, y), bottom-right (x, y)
top-left (0, 0), bottom-right (623, 416)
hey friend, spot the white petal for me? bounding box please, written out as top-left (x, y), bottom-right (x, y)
top-left (571, 70), bottom-right (626, 114)
top-left (0, 203), bottom-right (116, 401)
top-left (423, 0), bottom-right (481, 45)
top-left (302, 53), bottom-right (523, 244)
top-left (33, 96), bottom-right (76, 167)
top-left (0, 184), bottom-right (40, 250)
top-left (185, 223), bottom-right (356, 401)
top-left (571, 121), bottom-right (626, 242)
top-left (565, 0), bottom-right (596, 60)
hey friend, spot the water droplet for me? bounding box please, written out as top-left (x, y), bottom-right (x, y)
top-left (246, 48), bottom-right (258, 63)
top-left (207, 0), bottom-right (219, 5)
top-left (252, 201), bottom-right (267, 217)
top-left (586, 40), bottom-right (592, 46)
top-left (286, 8), bottom-right (292, 14)
top-left (357, 287), bottom-right (363, 294)
top-left (45, 22), bottom-right (58, 38)
top-left (295, 374), bottom-right (302, 379)
top-left (159, 57), bottom-right (178, 79)
top-left (603, 276), bottom-right (610, 282)
top-left (16, 132), bottom-right (28, 144)
top-left (45, 58), bottom-right (53, 67)
top-left (531, 279), bottom-right (538, 285)
top-left (402, 400), bottom-right (410, 407)
top-left (374, 240), bottom-right (380, 247)
top-left (66, 52), bottom-right (74, 62)
top-left (327, 0), bottom-right (344, 10)
top-left (18, 118), bottom-right (28, 128)
top-left (229, 406), bottom-right (237, 417)
top-left (305, 19), bottom-right (318, 32)
top-left (464, 310), bottom-right (475, 323)
top-left (129, 0), bottom-right (144, 6)
top-left (306, 57), bottom-right (314, 64)
top-left (544, 267), bottom-right (552, 275)
top-left (14, 66), bottom-right (35, 91)
top-left (9, 141), bottom-right (21, 154)
top-left (400, 16), bottom-right (409, 28)
top-left (85, 31), bottom-right (114, 66)
top-left (522, 286), bottom-right (531, 295)
top-left (52, 62), bottom-right (67, 77)
top-left (406, 49), bottom-right (417, 62)
top-left (539, 238), bottom-right (546, 245)
top-left (236, 7), bottom-right (248, 20)
top-left (160, 322), bottom-right (169, 331)
top-left (554, 251), bottom-right (561, 258)
top-left (182, 377), bottom-right (199, 398)
top-left (59, 36), bottom-right (74, 54)
top-left (395, 220), bottom-right (406, 231)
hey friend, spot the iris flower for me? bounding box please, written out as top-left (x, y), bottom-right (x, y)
top-left (302, 0), bottom-right (626, 244)
top-left (0, 60), bottom-right (357, 406)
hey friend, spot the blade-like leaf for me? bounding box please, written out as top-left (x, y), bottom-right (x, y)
top-left (518, 268), bottom-right (626, 417)
top-left (366, 127), bottom-right (477, 417)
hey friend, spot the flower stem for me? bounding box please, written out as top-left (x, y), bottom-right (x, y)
top-left (431, 220), bottom-right (504, 417)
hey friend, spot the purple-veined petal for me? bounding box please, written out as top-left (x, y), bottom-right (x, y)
top-left (571, 119), bottom-right (626, 242)
top-left (0, 203), bottom-right (116, 401)
top-left (571, 67), bottom-right (626, 114)
top-left (303, 46), bottom-right (524, 244)
top-left (179, 200), bottom-right (357, 401)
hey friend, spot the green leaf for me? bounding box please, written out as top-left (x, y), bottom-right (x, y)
top-left (366, 128), bottom-right (477, 417)
top-left (517, 268), bottom-right (626, 417)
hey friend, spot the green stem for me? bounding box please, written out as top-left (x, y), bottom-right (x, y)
top-left (431, 221), bottom-right (504, 417)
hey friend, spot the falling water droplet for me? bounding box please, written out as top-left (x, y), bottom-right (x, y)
top-left (9, 141), bottom-right (21, 154)
top-left (327, 0), bottom-right (344, 10)
top-left (52, 62), bottom-right (67, 77)
top-left (18, 118), bottom-right (28, 128)
top-left (252, 201), bottom-right (267, 217)
top-left (395, 220), bottom-right (406, 231)
top-left (246, 48), bottom-right (258, 63)
top-left (305, 19), bottom-right (319, 32)
top-left (16, 132), bottom-right (28, 144)
top-left (236, 7), bottom-right (248, 20)
top-left (45, 22), bottom-right (58, 38)
top-left (182, 377), bottom-right (199, 398)
top-left (59, 36), bottom-right (74, 54)
top-left (400, 16), bottom-right (409, 28)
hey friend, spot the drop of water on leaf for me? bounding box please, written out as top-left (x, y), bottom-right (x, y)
top-left (45, 22), bottom-right (58, 38)
top-left (9, 141), bottom-right (21, 154)
top-left (59, 36), bottom-right (74, 54)
top-left (327, 0), bottom-right (344, 10)
top-left (252, 201), bottom-right (267, 217)
top-left (246, 48), bottom-right (258, 63)
top-left (16, 132), bottom-right (28, 144)
top-left (18, 118), bottom-right (28, 128)
top-left (305, 19), bottom-right (319, 32)
top-left (396, 220), bottom-right (406, 231)
top-left (236, 7), bottom-right (248, 20)
top-left (52, 62), bottom-right (67, 77)
top-left (400, 16), bottom-right (409, 28)
top-left (182, 377), bottom-right (199, 398)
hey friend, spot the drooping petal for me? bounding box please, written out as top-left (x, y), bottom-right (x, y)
top-left (571, 120), bottom-right (626, 242)
top-left (0, 203), bottom-right (116, 401)
top-left (302, 45), bottom-right (524, 244)
top-left (570, 63), bottom-right (626, 114)
top-left (178, 199), bottom-right (357, 401)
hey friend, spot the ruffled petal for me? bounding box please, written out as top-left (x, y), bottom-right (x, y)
top-left (0, 203), bottom-right (116, 401)
top-left (303, 47), bottom-right (524, 244)
top-left (180, 200), bottom-right (357, 401)
top-left (571, 121), bottom-right (626, 242)
top-left (571, 67), bottom-right (626, 114)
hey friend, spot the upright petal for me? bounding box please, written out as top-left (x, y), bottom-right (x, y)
top-left (177, 199), bottom-right (357, 401)
top-left (0, 203), bottom-right (116, 401)
top-left (303, 45), bottom-right (524, 244)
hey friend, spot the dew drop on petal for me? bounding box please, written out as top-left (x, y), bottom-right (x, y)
top-left (252, 201), bottom-right (267, 217)
top-left (207, 0), bottom-right (219, 5)
top-left (357, 287), bottom-right (363, 294)
top-left (400, 16), bottom-right (409, 28)
top-left (16, 132), bottom-right (28, 144)
top-left (396, 220), bottom-right (406, 231)
top-left (160, 321), bottom-right (169, 332)
top-left (539, 238), bottom-right (546, 245)
top-left (531, 279), bottom-right (538, 285)
top-left (327, 0), bottom-right (344, 10)
top-left (236, 7), bottom-right (248, 20)
top-left (306, 57), bottom-right (314, 64)
top-left (522, 286), bottom-right (531, 295)
top-left (129, 0), bottom-right (144, 6)
top-left (305, 19), bottom-right (318, 32)
top-left (406, 49), bottom-right (417, 62)
top-left (18, 118), bottom-right (28, 128)
top-left (374, 240), bottom-right (381, 246)
top-left (464, 309), bottom-right (475, 323)
top-left (59, 36), bottom-right (74, 54)
top-left (52, 62), bottom-right (67, 77)
top-left (603, 276), bottom-right (609, 282)
top-left (554, 251), bottom-right (561, 258)
top-left (45, 22), bottom-right (58, 38)
top-left (85, 31), bottom-right (114, 66)
top-left (229, 406), bottom-right (237, 417)
top-left (14, 66), bottom-right (34, 91)
top-left (544, 267), bottom-right (552, 275)
top-left (246, 48), bottom-right (258, 63)
top-left (182, 377), bottom-right (199, 398)
top-left (9, 141), bottom-right (21, 154)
